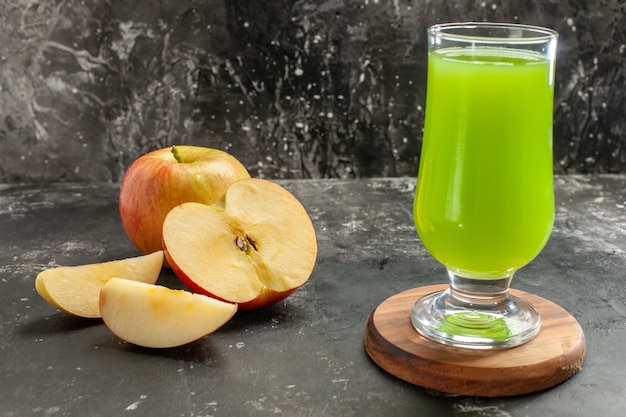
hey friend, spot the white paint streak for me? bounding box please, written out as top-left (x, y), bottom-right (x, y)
top-left (454, 403), bottom-right (512, 417)
top-left (341, 213), bottom-right (368, 232)
top-left (112, 22), bottom-right (151, 61)
top-left (125, 395), bottom-right (147, 411)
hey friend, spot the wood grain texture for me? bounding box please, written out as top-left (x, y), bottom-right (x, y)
top-left (365, 284), bottom-right (586, 397)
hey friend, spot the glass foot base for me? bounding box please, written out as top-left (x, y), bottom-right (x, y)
top-left (411, 287), bottom-right (541, 350)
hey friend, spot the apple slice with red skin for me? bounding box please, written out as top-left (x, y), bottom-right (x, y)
top-left (35, 251), bottom-right (164, 318)
top-left (100, 278), bottom-right (237, 348)
top-left (162, 178), bottom-right (318, 310)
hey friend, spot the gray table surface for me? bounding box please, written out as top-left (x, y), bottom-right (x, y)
top-left (1, 175), bottom-right (625, 416)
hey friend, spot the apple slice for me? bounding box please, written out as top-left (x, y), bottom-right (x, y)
top-left (99, 278), bottom-right (237, 348)
top-left (162, 178), bottom-right (318, 310)
top-left (35, 251), bottom-right (164, 318)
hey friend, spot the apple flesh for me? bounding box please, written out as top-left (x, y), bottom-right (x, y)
top-left (35, 251), bottom-right (164, 318)
top-left (119, 146), bottom-right (250, 258)
top-left (162, 178), bottom-right (318, 310)
top-left (99, 278), bottom-right (237, 348)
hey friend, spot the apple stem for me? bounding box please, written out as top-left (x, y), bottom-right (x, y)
top-left (171, 145), bottom-right (184, 163)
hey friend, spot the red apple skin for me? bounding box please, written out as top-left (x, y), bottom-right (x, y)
top-left (164, 251), bottom-right (298, 310)
top-left (119, 146), bottom-right (250, 258)
top-left (240, 287), bottom-right (299, 311)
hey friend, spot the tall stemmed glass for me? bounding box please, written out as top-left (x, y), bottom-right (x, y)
top-left (412, 23), bottom-right (558, 349)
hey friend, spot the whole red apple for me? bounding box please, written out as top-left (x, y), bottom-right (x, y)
top-left (119, 146), bottom-right (250, 258)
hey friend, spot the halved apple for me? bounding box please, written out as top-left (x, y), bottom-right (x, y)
top-left (35, 251), bottom-right (164, 318)
top-left (99, 278), bottom-right (237, 348)
top-left (162, 178), bottom-right (318, 310)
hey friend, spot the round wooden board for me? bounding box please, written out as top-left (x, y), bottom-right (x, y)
top-left (364, 284), bottom-right (586, 397)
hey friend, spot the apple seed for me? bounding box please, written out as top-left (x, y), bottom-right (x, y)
top-left (236, 235), bottom-right (259, 253)
top-left (247, 235), bottom-right (259, 251)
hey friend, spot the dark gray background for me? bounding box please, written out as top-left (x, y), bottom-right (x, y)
top-left (1, 0), bottom-right (624, 182)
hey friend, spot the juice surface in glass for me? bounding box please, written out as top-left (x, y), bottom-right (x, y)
top-left (414, 47), bottom-right (555, 278)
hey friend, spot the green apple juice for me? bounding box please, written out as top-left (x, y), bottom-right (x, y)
top-left (414, 47), bottom-right (555, 278)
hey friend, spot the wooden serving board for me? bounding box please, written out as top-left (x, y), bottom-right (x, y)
top-left (364, 284), bottom-right (586, 397)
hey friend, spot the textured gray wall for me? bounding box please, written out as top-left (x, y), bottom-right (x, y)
top-left (1, 0), bottom-right (624, 182)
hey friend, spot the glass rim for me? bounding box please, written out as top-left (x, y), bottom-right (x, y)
top-left (429, 22), bottom-right (558, 44)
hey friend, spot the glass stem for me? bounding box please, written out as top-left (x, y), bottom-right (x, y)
top-left (447, 272), bottom-right (513, 308)
top-left (411, 270), bottom-right (541, 349)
